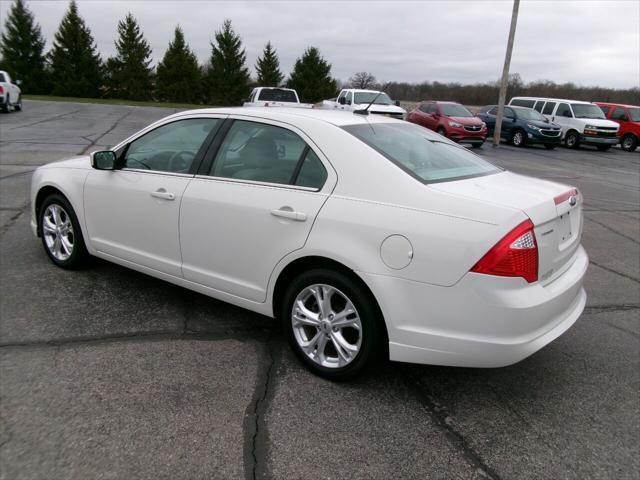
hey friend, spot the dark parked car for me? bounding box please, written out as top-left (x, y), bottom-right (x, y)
top-left (478, 105), bottom-right (562, 149)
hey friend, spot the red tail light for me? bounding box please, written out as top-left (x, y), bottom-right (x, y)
top-left (470, 219), bottom-right (538, 283)
top-left (0, 86), bottom-right (4, 94)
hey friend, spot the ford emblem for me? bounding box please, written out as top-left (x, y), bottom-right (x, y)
top-left (569, 196), bottom-right (577, 207)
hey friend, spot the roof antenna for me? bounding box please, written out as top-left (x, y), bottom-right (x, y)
top-left (354, 91), bottom-right (382, 116)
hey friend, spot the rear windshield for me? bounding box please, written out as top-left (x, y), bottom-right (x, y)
top-left (343, 123), bottom-right (501, 183)
top-left (257, 89), bottom-right (297, 103)
top-left (441, 104), bottom-right (473, 117)
top-left (0, 73), bottom-right (5, 82)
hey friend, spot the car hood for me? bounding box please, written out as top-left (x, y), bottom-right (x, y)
top-left (39, 156), bottom-right (91, 170)
top-left (572, 118), bottom-right (619, 128)
top-left (526, 119), bottom-right (561, 129)
top-left (449, 116), bottom-right (483, 125)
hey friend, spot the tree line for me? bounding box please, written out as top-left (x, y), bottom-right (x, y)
top-left (1, 0), bottom-right (637, 106)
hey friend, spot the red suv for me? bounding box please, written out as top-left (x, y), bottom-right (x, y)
top-left (595, 102), bottom-right (639, 152)
top-left (407, 101), bottom-right (487, 148)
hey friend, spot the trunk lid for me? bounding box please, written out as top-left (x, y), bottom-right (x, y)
top-left (430, 171), bottom-right (583, 285)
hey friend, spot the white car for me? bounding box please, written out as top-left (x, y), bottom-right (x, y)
top-left (510, 97), bottom-right (619, 151)
top-left (0, 70), bottom-right (22, 113)
top-left (30, 107), bottom-right (588, 378)
top-left (321, 89), bottom-right (406, 120)
top-left (243, 87), bottom-right (312, 108)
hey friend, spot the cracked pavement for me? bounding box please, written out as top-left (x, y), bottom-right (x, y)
top-left (1, 100), bottom-right (638, 479)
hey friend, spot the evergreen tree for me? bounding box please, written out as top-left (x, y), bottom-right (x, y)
top-left (206, 19), bottom-right (250, 105)
top-left (105, 13), bottom-right (153, 100)
top-left (0, 0), bottom-right (47, 93)
top-left (287, 47), bottom-right (337, 103)
top-left (156, 26), bottom-right (201, 103)
top-left (48, 1), bottom-right (103, 97)
top-left (255, 41), bottom-right (283, 87)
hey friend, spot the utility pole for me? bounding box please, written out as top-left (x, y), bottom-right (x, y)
top-left (493, 0), bottom-right (520, 147)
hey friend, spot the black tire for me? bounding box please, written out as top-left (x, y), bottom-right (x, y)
top-left (511, 129), bottom-right (526, 147)
top-left (436, 127), bottom-right (447, 138)
top-left (621, 134), bottom-right (638, 152)
top-left (596, 145), bottom-right (611, 152)
top-left (472, 142), bottom-right (484, 149)
top-left (544, 144), bottom-right (557, 150)
top-left (39, 193), bottom-right (90, 269)
top-left (14, 95), bottom-right (22, 111)
top-left (281, 268), bottom-right (384, 380)
top-left (1, 95), bottom-right (10, 113)
top-left (565, 131), bottom-right (580, 149)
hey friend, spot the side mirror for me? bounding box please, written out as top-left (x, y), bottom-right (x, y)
top-left (91, 150), bottom-right (117, 170)
top-left (395, 100), bottom-right (401, 107)
top-left (338, 97), bottom-right (346, 105)
top-left (15, 79), bottom-right (22, 86)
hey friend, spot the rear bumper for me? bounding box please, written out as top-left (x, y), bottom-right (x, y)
top-left (361, 244), bottom-right (588, 368)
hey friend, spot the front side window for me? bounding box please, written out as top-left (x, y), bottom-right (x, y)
top-left (345, 91), bottom-right (353, 104)
top-left (504, 107), bottom-right (516, 118)
top-left (418, 103), bottom-right (430, 113)
top-left (124, 118), bottom-right (220, 173)
top-left (629, 108), bottom-right (640, 121)
top-left (542, 102), bottom-right (556, 115)
top-left (534, 101), bottom-right (544, 112)
top-left (555, 103), bottom-right (572, 117)
top-left (571, 103), bottom-right (605, 119)
top-left (488, 107), bottom-right (498, 115)
top-left (343, 122), bottom-right (501, 184)
top-left (440, 104), bottom-right (473, 117)
top-left (210, 120), bottom-right (325, 188)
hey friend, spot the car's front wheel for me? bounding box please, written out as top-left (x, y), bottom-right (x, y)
top-left (511, 130), bottom-right (525, 147)
top-left (282, 269), bottom-right (383, 379)
top-left (39, 194), bottom-right (89, 268)
top-left (621, 134), bottom-right (637, 152)
top-left (565, 131), bottom-right (580, 149)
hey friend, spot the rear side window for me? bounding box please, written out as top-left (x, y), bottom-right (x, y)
top-left (555, 103), bottom-right (572, 117)
top-left (488, 107), bottom-right (498, 115)
top-left (210, 120), bottom-right (325, 189)
top-left (343, 122), bottom-right (501, 184)
top-left (510, 99), bottom-right (536, 108)
top-left (533, 101), bottom-right (544, 112)
top-left (542, 102), bottom-right (556, 115)
top-left (0, 73), bottom-right (5, 82)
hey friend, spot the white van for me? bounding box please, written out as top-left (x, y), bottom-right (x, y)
top-left (509, 97), bottom-right (619, 150)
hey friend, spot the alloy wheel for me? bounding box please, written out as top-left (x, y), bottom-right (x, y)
top-left (622, 136), bottom-right (634, 151)
top-left (42, 204), bottom-right (75, 261)
top-left (513, 131), bottom-right (524, 146)
top-left (291, 284), bottom-right (362, 369)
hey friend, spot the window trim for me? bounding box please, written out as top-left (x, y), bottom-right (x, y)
top-left (197, 118), bottom-right (329, 192)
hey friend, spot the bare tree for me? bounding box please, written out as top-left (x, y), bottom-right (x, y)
top-left (349, 71), bottom-right (376, 89)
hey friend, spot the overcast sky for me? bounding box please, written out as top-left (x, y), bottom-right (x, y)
top-left (1, 0), bottom-right (638, 88)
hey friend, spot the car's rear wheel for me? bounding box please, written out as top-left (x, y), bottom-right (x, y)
top-left (621, 134), bottom-right (637, 152)
top-left (2, 95), bottom-right (10, 113)
top-left (511, 130), bottom-right (525, 147)
top-left (596, 145), bottom-right (611, 151)
top-left (39, 194), bottom-right (89, 269)
top-left (544, 144), bottom-right (557, 150)
top-left (565, 131), bottom-right (580, 149)
top-left (282, 269), bottom-right (383, 380)
top-left (436, 127), bottom-right (447, 138)
top-left (14, 95), bottom-right (22, 111)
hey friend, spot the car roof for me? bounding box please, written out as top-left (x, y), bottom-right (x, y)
top-left (511, 96), bottom-right (594, 105)
top-left (594, 102), bottom-right (639, 108)
top-left (177, 106), bottom-right (401, 127)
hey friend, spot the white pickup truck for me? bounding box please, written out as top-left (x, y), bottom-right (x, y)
top-left (0, 70), bottom-right (22, 113)
top-left (320, 89), bottom-right (406, 119)
top-left (243, 87), bottom-right (312, 108)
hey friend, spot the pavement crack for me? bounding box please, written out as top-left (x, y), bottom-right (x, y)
top-left (404, 372), bottom-right (502, 480)
top-left (7, 109), bottom-right (82, 130)
top-left (243, 333), bottom-right (279, 480)
top-left (584, 215), bottom-right (640, 245)
top-left (0, 169), bottom-right (35, 181)
top-left (79, 108), bottom-right (135, 155)
top-left (589, 260), bottom-right (640, 284)
top-left (584, 304), bottom-right (640, 313)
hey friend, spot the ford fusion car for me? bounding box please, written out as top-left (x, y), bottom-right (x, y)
top-left (30, 108), bottom-right (588, 379)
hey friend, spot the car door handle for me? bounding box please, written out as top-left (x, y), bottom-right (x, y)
top-left (151, 189), bottom-right (175, 201)
top-left (270, 208), bottom-right (307, 222)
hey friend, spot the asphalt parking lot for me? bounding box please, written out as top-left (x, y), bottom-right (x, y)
top-left (1, 100), bottom-right (638, 480)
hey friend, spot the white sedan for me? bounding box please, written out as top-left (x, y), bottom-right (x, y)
top-left (30, 107), bottom-right (588, 378)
